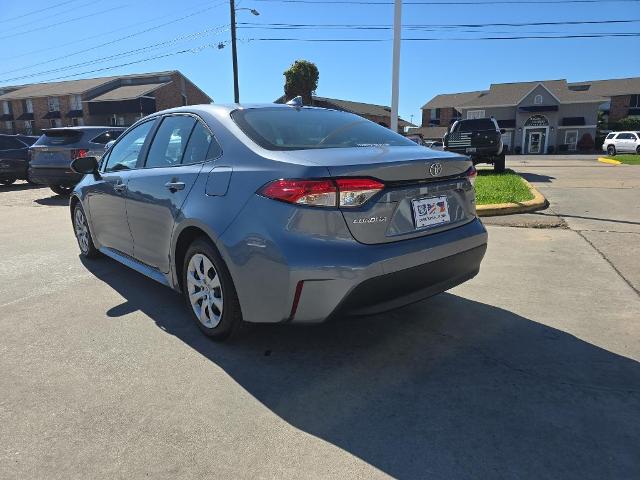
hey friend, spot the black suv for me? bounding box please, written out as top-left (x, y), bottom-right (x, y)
top-left (443, 118), bottom-right (505, 172)
top-left (0, 134), bottom-right (39, 185)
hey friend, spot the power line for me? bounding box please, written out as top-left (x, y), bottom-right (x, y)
top-left (250, 0), bottom-right (640, 4)
top-left (1, 0), bottom-right (81, 23)
top-left (0, 0), bottom-right (222, 61)
top-left (0, 26), bottom-right (229, 84)
top-left (21, 43), bottom-right (222, 84)
top-left (1, 1), bottom-right (96, 33)
top-left (0, 5), bottom-right (126, 41)
top-left (238, 18), bottom-right (640, 28)
top-left (0, 2), bottom-right (227, 76)
top-left (245, 32), bottom-right (640, 41)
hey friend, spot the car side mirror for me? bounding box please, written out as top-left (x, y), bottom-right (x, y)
top-left (499, 128), bottom-right (506, 134)
top-left (71, 156), bottom-right (100, 175)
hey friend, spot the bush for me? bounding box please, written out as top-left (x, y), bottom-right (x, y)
top-left (616, 117), bottom-right (640, 131)
top-left (577, 133), bottom-right (595, 152)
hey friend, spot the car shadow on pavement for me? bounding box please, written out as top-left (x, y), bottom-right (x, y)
top-left (82, 257), bottom-right (640, 480)
top-left (0, 182), bottom-right (43, 192)
top-left (519, 172), bottom-right (556, 183)
top-left (34, 194), bottom-right (70, 206)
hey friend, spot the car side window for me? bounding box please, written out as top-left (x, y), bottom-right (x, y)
top-left (0, 137), bottom-right (24, 150)
top-left (103, 121), bottom-right (155, 172)
top-left (618, 133), bottom-right (631, 140)
top-left (605, 133), bottom-right (615, 139)
top-left (182, 121), bottom-right (221, 164)
top-left (145, 115), bottom-right (196, 168)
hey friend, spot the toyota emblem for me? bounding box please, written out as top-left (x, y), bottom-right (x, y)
top-left (429, 162), bottom-right (443, 177)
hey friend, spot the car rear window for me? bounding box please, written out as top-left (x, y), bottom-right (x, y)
top-left (91, 130), bottom-right (123, 144)
top-left (456, 119), bottom-right (496, 132)
top-left (232, 107), bottom-right (415, 151)
top-left (34, 129), bottom-right (83, 146)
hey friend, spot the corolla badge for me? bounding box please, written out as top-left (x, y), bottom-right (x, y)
top-left (429, 162), bottom-right (443, 177)
top-left (353, 216), bottom-right (387, 224)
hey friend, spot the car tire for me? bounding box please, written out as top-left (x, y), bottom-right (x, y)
top-left (494, 154), bottom-right (506, 173)
top-left (50, 185), bottom-right (73, 196)
top-left (0, 178), bottom-right (16, 185)
top-left (636, 146), bottom-right (640, 155)
top-left (182, 237), bottom-right (243, 340)
top-left (73, 203), bottom-right (100, 258)
top-left (607, 145), bottom-right (616, 156)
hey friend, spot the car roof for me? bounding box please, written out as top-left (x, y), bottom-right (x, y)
top-left (43, 126), bottom-right (126, 132)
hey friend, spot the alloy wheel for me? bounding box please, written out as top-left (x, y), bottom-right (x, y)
top-left (74, 208), bottom-right (90, 254)
top-left (186, 253), bottom-right (224, 328)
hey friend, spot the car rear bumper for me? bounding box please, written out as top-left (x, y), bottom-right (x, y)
top-left (0, 160), bottom-right (28, 179)
top-left (219, 196), bottom-right (488, 324)
top-left (28, 166), bottom-right (82, 186)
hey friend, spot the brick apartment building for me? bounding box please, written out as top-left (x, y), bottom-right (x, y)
top-left (415, 76), bottom-right (640, 152)
top-left (274, 94), bottom-right (415, 132)
top-left (0, 71), bottom-right (212, 135)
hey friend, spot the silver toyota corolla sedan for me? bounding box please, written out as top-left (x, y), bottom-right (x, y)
top-left (69, 102), bottom-right (487, 340)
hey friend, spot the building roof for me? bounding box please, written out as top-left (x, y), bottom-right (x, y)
top-left (0, 71), bottom-right (178, 101)
top-left (88, 82), bottom-right (171, 102)
top-left (568, 77), bottom-right (640, 97)
top-left (459, 80), bottom-right (604, 108)
top-left (274, 94), bottom-right (415, 127)
top-left (421, 91), bottom-right (484, 109)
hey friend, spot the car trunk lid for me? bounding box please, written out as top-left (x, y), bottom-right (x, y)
top-left (283, 145), bottom-right (477, 244)
top-left (30, 129), bottom-right (84, 166)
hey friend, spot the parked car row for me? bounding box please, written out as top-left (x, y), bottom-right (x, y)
top-left (0, 127), bottom-right (125, 194)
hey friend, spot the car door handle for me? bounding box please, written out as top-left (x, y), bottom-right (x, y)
top-left (164, 181), bottom-right (185, 192)
top-left (113, 183), bottom-right (127, 192)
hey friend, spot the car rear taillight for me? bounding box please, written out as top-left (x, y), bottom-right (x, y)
top-left (335, 178), bottom-right (384, 207)
top-left (71, 149), bottom-right (88, 160)
top-left (259, 178), bottom-right (384, 208)
top-left (466, 165), bottom-right (477, 186)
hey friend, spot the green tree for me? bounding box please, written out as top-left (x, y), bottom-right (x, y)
top-left (616, 116), bottom-right (640, 131)
top-left (283, 60), bottom-right (319, 105)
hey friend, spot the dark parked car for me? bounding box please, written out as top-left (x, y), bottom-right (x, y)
top-left (69, 103), bottom-right (487, 340)
top-left (29, 127), bottom-right (125, 195)
top-left (444, 118), bottom-right (506, 172)
top-left (0, 134), bottom-right (39, 185)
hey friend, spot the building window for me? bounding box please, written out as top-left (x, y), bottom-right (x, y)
top-left (3, 120), bottom-right (13, 132)
top-left (72, 117), bottom-right (85, 126)
top-left (110, 115), bottom-right (125, 126)
top-left (630, 94), bottom-right (640, 108)
top-left (50, 118), bottom-right (62, 128)
top-left (534, 94), bottom-right (543, 105)
top-left (22, 98), bottom-right (33, 113)
top-left (69, 94), bottom-right (82, 111)
top-left (48, 97), bottom-right (60, 112)
top-left (467, 110), bottom-right (485, 119)
top-left (24, 120), bottom-right (34, 134)
top-left (565, 130), bottom-right (578, 151)
top-left (2, 101), bottom-right (10, 115)
top-left (429, 108), bottom-right (441, 125)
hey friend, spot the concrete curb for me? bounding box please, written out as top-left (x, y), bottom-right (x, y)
top-left (598, 157), bottom-right (621, 165)
top-left (476, 177), bottom-right (547, 217)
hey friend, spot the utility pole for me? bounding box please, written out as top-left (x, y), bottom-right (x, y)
top-left (390, 0), bottom-right (402, 132)
top-left (229, 0), bottom-right (239, 103)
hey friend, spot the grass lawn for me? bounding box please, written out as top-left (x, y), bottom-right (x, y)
top-left (475, 168), bottom-right (534, 205)
top-left (605, 154), bottom-right (640, 165)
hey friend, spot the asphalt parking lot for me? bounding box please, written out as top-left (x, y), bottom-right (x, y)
top-left (1, 156), bottom-right (639, 479)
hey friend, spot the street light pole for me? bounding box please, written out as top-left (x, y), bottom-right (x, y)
top-left (390, 0), bottom-right (402, 132)
top-left (229, 0), bottom-right (239, 103)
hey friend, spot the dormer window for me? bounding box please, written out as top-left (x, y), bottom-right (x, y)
top-left (534, 94), bottom-right (543, 105)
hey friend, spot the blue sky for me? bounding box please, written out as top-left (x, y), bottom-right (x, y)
top-left (1, 0), bottom-right (639, 123)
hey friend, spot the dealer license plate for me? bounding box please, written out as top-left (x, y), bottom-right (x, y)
top-left (466, 147), bottom-right (476, 153)
top-left (412, 196), bottom-right (451, 229)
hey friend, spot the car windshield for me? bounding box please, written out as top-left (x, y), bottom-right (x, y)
top-left (232, 107), bottom-right (415, 150)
